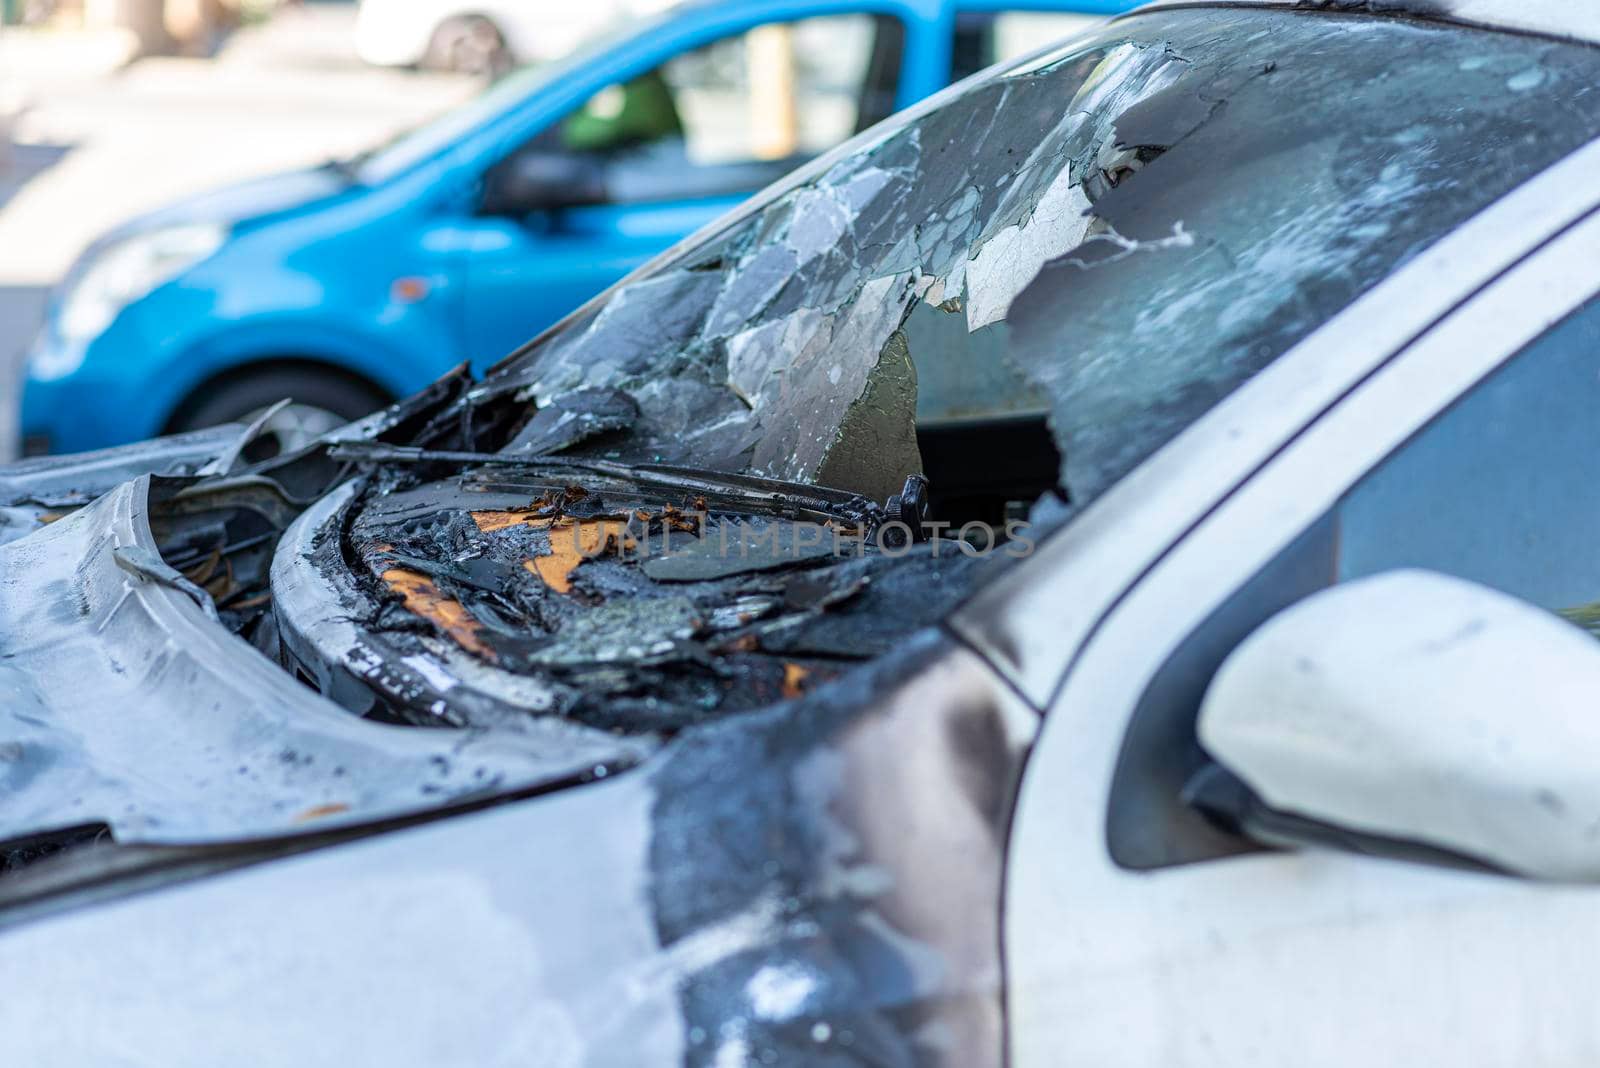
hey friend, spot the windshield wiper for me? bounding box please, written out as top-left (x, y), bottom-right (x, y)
top-left (325, 443), bottom-right (905, 531)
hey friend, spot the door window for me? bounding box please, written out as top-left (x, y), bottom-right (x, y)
top-left (522, 14), bottom-right (906, 206)
top-left (1335, 302), bottom-right (1600, 610)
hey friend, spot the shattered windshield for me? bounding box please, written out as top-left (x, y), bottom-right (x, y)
top-left (487, 7), bottom-right (1600, 511)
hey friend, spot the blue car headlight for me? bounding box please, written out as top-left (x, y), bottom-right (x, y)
top-left (55, 222), bottom-right (229, 347)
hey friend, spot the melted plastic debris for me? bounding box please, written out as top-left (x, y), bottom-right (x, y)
top-left (379, 567), bottom-right (495, 660)
top-left (342, 466), bottom-right (979, 732)
top-left (641, 520), bottom-right (842, 583)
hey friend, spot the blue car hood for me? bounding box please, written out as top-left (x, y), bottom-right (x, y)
top-left (100, 164), bottom-right (351, 245)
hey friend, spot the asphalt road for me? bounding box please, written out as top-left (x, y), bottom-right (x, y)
top-left (0, 143), bottom-right (63, 371)
top-left (0, 286), bottom-right (46, 381)
top-left (0, 141), bottom-right (70, 455)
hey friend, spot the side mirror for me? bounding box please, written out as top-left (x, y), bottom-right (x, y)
top-left (480, 151), bottom-right (608, 216)
top-left (1195, 569), bottom-right (1600, 881)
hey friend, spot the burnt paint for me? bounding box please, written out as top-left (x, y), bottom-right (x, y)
top-left (646, 631), bottom-right (1035, 1067)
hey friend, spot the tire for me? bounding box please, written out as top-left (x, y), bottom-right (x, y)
top-left (170, 366), bottom-right (391, 462)
top-left (423, 15), bottom-right (511, 79)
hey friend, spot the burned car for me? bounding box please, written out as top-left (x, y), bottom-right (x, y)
top-left (7, 1), bottom-right (1600, 1064)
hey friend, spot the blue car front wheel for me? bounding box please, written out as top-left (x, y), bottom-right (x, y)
top-left (169, 365), bottom-right (392, 461)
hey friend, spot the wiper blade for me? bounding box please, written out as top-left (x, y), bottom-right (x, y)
top-left (326, 443), bottom-right (890, 528)
top-left (328, 443), bottom-right (582, 467)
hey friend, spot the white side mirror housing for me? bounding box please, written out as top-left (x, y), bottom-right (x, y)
top-left (1200, 569), bottom-right (1600, 881)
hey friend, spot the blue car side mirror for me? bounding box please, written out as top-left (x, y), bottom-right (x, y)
top-left (481, 151), bottom-right (610, 216)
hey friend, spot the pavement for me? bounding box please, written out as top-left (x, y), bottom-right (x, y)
top-left (0, 4), bottom-right (478, 456)
top-left (0, 141), bottom-right (72, 456)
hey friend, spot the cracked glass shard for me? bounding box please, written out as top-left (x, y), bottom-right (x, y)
top-left (641, 519), bottom-right (842, 583)
top-left (725, 308), bottom-right (824, 410)
top-left (810, 328), bottom-right (923, 504)
top-left (504, 387), bottom-right (639, 456)
top-left (743, 273), bottom-right (920, 492)
top-left (528, 267), bottom-right (726, 396)
top-left (964, 166), bottom-right (1094, 331)
top-left (519, 596), bottom-right (701, 668)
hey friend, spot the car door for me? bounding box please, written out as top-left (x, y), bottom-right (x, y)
top-left (458, 10), bottom-right (908, 370)
top-left (1003, 198), bottom-right (1600, 1064)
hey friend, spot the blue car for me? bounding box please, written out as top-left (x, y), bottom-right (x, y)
top-left (20, 0), bottom-right (1131, 458)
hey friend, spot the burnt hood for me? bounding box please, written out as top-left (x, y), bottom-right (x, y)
top-left (0, 473), bottom-right (647, 853)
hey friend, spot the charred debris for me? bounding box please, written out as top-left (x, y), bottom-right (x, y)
top-left (95, 372), bottom-right (987, 737)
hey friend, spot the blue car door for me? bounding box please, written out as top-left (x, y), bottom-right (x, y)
top-left (458, 10), bottom-right (910, 370)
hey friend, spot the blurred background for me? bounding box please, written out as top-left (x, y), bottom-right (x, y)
top-left (0, 0), bottom-right (478, 452)
top-left (0, 0), bottom-right (1119, 460)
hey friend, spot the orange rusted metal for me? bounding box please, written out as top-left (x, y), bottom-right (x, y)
top-left (783, 663), bottom-right (811, 699)
top-left (471, 510), bottom-right (542, 534)
top-left (380, 567), bottom-right (496, 659)
top-left (525, 518), bottom-right (633, 594)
